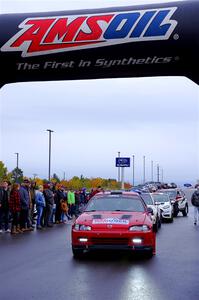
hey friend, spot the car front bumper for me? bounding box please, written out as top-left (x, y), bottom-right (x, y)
top-left (161, 209), bottom-right (173, 219)
top-left (72, 230), bottom-right (156, 254)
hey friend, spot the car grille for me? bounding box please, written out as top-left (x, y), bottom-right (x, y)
top-left (91, 238), bottom-right (129, 245)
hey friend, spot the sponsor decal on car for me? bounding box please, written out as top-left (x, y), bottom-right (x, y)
top-left (92, 218), bottom-right (129, 225)
top-left (1, 7), bottom-right (177, 57)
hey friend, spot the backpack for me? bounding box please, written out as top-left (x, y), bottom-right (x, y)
top-left (191, 191), bottom-right (199, 207)
top-left (61, 201), bottom-right (68, 212)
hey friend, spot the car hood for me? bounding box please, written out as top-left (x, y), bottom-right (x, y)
top-left (76, 211), bottom-right (148, 229)
top-left (156, 201), bottom-right (171, 208)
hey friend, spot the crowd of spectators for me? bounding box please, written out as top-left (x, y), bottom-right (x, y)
top-left (0, 178), bottom-right (103, 234)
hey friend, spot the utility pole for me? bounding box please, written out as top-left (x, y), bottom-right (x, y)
top-left (118, 151), bottom-right (121, 183)
top-left (157, 164), bottom-right (160, 182)
top-left (46, 129), bottom-right (54, 181)
top-left (132, 155), bottom-right (135, 186)
top-left (121, 167), bottom-right (125, 189)
top-left (15, 152), bottom-right (19, 182)
top-left (161, 168), bottom-right (164, 182)
top-left (151, 160), bottom-right (153, 182)
top-left (143, 155), bottom-right (146, 184)
top-left (33, 173), bottom-right (38, 180)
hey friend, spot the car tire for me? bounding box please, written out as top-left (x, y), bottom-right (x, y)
top-left (158, 217), bottom-right (162, 229)
top-left (145, 250), bottom-right (154, 259)
top-left (170, 215), bottom-right (174, 222)
top-left (173, 211), bottom-right (178, 217)
top-left (173, 203), bottom-right (179, 217)
top-left (72, 247), bottom-right (84, 259)
top-left (153, 220), bottom-right (159, 233)
top-left (182, 204), bottom-right (188, 217)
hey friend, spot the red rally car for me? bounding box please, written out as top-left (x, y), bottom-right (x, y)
top-left (71, 191), bottom-right (156, 258)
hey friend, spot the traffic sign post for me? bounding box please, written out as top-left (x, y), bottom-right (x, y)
top-left (116, 157), bottom-right (130, 189)
top-left (121, 167), bottom-right (125, 189)
top-left (116, 157), bottom-right (130, 168)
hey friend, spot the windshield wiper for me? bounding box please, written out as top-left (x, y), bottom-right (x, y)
top-left (113, 209), bottom-right (135, 212)
top-left (84, 209), bottom-right (97, 212)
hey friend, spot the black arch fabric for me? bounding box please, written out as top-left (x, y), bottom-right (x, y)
top-left (0, 0), bottom-right (198, 87)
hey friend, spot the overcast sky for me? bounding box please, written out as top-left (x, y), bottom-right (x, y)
top-left (0, 0), bottom-right (199, 186)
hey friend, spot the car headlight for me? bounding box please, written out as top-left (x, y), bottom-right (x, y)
top-left (163, 205), bottom-right (170, 209)
top-left (129, 225), bottom-right (150, 232)
top-left (74, 224), bottom-right (92, 231)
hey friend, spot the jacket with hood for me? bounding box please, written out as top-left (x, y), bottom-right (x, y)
top-left (191, 190), bottom-right (199, 207)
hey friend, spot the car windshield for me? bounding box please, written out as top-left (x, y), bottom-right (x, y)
top-left (141, 194), bottom-right (153, 205)
top-left (152, 194), bottom-right (170, 203)
top-left (85, 196), bottom-right (145, 212)
top-left (161, 190), bottom-right (176, 198)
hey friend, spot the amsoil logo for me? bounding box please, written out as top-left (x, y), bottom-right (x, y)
top-left (1, 7), bottom-right (178, 57)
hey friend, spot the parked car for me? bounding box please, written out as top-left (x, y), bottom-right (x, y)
top-left (151, 192), bottom-right (174, 222)
top-left (71, 191), bottom-right (156, 258)
top-left (140, 193), bottom-right (161, 232)
top-left (170, 182), bottom-right (177, 188)
top-left (161, 183), bottom-right (169, 189)
top-left (159, 189), bottom-right (188, 217)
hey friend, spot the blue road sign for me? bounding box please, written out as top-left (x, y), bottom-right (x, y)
top-left (116, 157), bottom-right (130, 167)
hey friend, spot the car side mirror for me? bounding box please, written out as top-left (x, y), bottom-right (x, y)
top-left (171, 200), bottom-right (175, 204)
top-left (147, 207), bottom-right (153, 215)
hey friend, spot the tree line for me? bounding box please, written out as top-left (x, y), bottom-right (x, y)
top-left (0, 161), bottom-right (132, 190)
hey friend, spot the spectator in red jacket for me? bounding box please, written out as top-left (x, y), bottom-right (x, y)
top-left (9, 183), bottom-right (22, 234)
top-left (89, 186), bottom-right (103, 199)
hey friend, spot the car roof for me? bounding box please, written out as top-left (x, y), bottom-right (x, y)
top-left (94, 191), bottom-right (139, 197)
top-left (159, 189), bottom-right (180, 192)
top-left (151, 192), bottom-right (169, 195)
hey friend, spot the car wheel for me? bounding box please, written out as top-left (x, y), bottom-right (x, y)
top-left (170, 214), bottom-right (174, 223)
top-left (153, 220), bottom-right (159, 232)
top-left (145, 250), bottom-right (154, 259)
top-left (173, 204), bottom-right (179, 217)
top-left (173, 211), bottom-right (178, 217)
top-left (158, 217), bottom-right (162, 229)
top-left (182, 204), bottom-right (188, 217)
top-left (72, 247), bottom-right (84, 259)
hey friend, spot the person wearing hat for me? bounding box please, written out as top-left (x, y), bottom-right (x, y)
top-left (191, 184), bottom-right (199, 225)
top-left (19, 179), bottom-right (33, 232)
top-left (43, 183), bottom-right (54, 227)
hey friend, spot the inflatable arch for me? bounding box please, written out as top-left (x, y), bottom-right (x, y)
top-left (0, 0), bottom-right (198, 87)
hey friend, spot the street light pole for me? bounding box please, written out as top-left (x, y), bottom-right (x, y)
top-left (46, 129), bottom-right (54, 181)
top-left (121, 167), bottom-right (125, 189)
top-left (15, 152), bottom-right (19, 182)
top-left (132, 155), bottom-right (135, 186)
top-left (33, 173), bottom-right (38, 180)
top-left (143, 155), bottom-right (146, 184)
top-left (151, 160), bottom-right (153, 182)
top-left (118, 151), bottom-right (121, 183)
top-left (157, 164), bottom-right (160, 182)
top-left (161, 168), bottom-right (164, 182)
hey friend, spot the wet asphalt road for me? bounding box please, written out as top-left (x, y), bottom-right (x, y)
top-left (0, 189), bottom-right (199, 300)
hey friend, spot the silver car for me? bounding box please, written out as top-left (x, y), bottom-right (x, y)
top-left (151, 193), bottom-right (174, 222)
top-left (159, 189), bottom-right (188, 217)
top-left (140, 193), bottom-right (161, 232)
